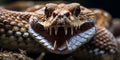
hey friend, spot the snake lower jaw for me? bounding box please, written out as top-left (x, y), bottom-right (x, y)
top-left (29, 20), bottom-right (96, 54)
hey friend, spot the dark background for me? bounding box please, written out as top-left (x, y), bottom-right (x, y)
top-left (0, 0), bottom-right (120, 18)
top-left (68, 0), bottom-right (120, 18)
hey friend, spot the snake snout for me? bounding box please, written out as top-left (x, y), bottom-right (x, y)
top-left (52, 10), bottom-right (71, 24)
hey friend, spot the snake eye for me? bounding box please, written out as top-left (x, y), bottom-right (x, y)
top-left (74, 7), bottom-right (81, 16)
top-left (45, 7), bottom-right (50, 18)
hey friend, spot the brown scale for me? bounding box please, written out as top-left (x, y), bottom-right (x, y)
top-left (10, 21), bottom-right (16, 25)
top-left (17, 22), bottom-right (24, 27)
top-left (0, 51), bottom-right (33, 60)
top-left (20, 28), bottom-right (26, 32)
top-left (84, 26), bottom-right (117, 54)
top-left (95, 27), bottom-right (116, 50)
top-left (0, 7), bottom-right (43, 54)
top-left (15, 19), bottom-right (20, 23)
top-left (27, 5), bottom-right (44, 12)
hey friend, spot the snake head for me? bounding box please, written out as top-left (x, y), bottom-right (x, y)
top-left (29, 3), bottom-right (96, 54)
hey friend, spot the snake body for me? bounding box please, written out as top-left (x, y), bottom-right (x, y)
top-left (0, 7), bottom-right (45, 53)
top-left (0, 3), bottom-right (118, 60)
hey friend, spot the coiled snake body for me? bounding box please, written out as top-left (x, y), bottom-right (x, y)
top-left (0, 3), bottom-right (118, 60)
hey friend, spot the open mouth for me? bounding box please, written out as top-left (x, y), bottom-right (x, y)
top-left (29, 20), bottom-right (96, 54)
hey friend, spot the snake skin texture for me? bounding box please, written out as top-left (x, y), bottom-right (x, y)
top-left (0, 3), bottom-right (118, 60)
top-left (85, 27), bottom-right (117, 54)
top-left (0, 7), bottom-right (46, 53)
top-left (0, 51), bottom-right (32, 60)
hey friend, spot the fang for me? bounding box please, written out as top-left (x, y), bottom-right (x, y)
top-left (55, 27), bottom-right (58, 36)
top-left (64, 27), bottom-right (68, 35)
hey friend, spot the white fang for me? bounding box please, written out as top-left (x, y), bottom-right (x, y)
top-left (71, 27), bottom-right (73, 35)
top-left (53, 41), bottom-right (57, 49)
top-left (55, 27), bottom-right (58, 36)
top-left (49, 27), bottom-right (52, 36)
top-left (64, 27), bottom-right (68, 35)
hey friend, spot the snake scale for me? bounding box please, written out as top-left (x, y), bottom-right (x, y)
top-left (0, 3), bottom-right (119, 60)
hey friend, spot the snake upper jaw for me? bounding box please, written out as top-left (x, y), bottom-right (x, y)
top-left (29, 18), bottom-right (96, 54)
top-left (28, 3), bottom-right (96, 54)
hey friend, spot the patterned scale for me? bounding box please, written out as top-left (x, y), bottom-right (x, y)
top-left (0, 8), bottom-right (45, 53)
top-left (84, 27), bottom-right (117, 55)
top-left (0, 51), bottom-right (32, 60)
top-left (0, 3), bottom-right (118, 60)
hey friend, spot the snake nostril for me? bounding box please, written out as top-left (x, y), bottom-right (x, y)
top-left (65, 12), bottom-right (70, 17)
top-left (58, 15), bottom-right (63, 18)
top-left (53, 12), bottom-right (58, 18)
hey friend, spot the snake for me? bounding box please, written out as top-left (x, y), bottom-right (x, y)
top-left (0, 3), bottom-right (118, 60)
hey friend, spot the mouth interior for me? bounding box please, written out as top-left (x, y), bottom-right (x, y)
top-left (30, 21), bottom-right (95, 51)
